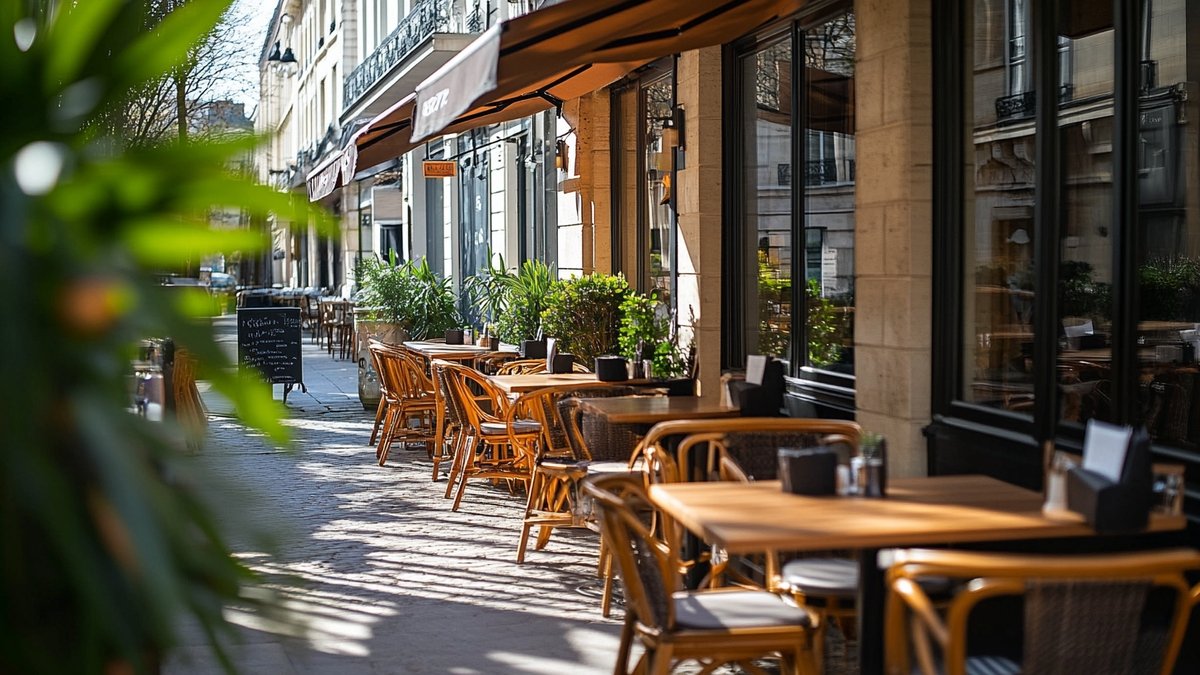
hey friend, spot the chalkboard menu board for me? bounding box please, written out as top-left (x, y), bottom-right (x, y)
top-left (237, 307), bottom-right (303, 384)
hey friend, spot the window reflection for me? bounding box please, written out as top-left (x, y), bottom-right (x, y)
top-left (739, 12), bottom-right (856, 374)
top-left (1135, 0), bottom-right (1198, 447)
top-left (642, 75), bottom-right (675, 305)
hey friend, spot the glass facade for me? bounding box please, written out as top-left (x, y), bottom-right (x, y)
top-left (952, 0), bottom-right (1200, 451)
top-left (642, 74), bottom-right (676, 304)
top-left (732, 10), bottom-right (856, 378)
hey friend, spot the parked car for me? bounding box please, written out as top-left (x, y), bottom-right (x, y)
top-left (209, 272), bottom-right (236, 290)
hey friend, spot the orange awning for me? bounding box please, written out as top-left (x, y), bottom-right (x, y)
top-left (309, 0), bottom-right (808, 200)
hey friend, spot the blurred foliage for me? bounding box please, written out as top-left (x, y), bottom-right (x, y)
top-left (540, 273), bottom-right (632, 364)
top-left (356, 254), bottom-right (460, 339)
top-left (0, 0), bottom-right (328, 672)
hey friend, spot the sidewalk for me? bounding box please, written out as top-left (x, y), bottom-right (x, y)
top-left (166, 317), bottom-right (623, 674)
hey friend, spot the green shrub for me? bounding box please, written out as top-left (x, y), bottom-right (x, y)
top-left (540, 273), bottom-right (633, 364)
top-left (1139, 258), bottom-right (1200, 321)
top-left (618, 294), bottom-right (689, 377)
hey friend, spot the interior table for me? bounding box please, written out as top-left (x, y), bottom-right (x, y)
top-left (649, 474), bottom-right (1186, 675)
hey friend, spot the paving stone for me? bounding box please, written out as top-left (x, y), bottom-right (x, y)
top-left (165, 318), bottom-right (626, 674)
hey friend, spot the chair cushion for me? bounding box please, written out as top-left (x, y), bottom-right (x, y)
top-left (782, 558), bottom-right (954, 599)
top-left (913, 655), bottom-right (1021, 675)
top-left (780, 558), bottom-right (858, 597)
top-left (583, 460), bottom-right (637, 476)
top-left (480, 420), bottom-right (542, 436)
top-left (672, 590), bottom-right (812, 630)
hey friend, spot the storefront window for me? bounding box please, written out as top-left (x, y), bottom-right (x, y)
top-left (948, 0), bottom-right (1200, 451)
top-left (733, 11), bottom-right (855, 377)
top-left (642, 74), bottom-right (676, 304)
top-left (1134, 0), bottom-right (1197, 447)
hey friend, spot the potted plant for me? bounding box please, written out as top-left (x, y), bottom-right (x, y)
top-left (462, 249), bottom-right (513, 332)
top-left (618, 293), bottom-right (691, 378)
top-left (496, 259), bottom-right (555, 349)
top-left (354, 255), bottom-right (459, 407)
top-left (540, 273), bottom-right (633, 365)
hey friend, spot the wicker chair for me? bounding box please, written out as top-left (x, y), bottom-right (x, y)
top-left (171, 349), bottom-right (207, 451)
top-left (511, 383), bottom-right (648, 563)
top-left (635, 417), bottom-right (865, 668)
top-left (429, 359), bottom-right (465, 482)
top-left (885, 547), bottom-right (1200, 675)
top-left (497, 358), bottom-right (548, 375)
top-left (371, 343), bottom-right (437, 465)
top-left (585, 474), bottom-right (820, 675)
top-left (440, 361), bottom-right (542, 511)
top-left (475, 350), bottom-right (518, 375)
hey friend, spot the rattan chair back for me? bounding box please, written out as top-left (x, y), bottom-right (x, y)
top-left (886, 548), bottom-right (1200, 675)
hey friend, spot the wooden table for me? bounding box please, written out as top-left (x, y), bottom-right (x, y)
top-left (402, 340), bottom-right (517, 362)
top-left (576, 395), bottom-right (739, 426)
top-left (488, 372), bottom-right (600, 394)
top-left (649, 475), bottom-right (1186, 675)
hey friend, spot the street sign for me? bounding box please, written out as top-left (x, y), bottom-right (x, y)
top-left (423, 160), bottom-right (457, 178)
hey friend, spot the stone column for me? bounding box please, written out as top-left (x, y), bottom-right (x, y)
top-left (676, 47), bottom-right (723, 398)
top-left (854, 0), bottom-right (933, 476)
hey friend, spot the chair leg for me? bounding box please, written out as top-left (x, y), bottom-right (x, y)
top-left (516, 470), bottom-right (543, 563)
top-left (599, 538), bottom-right (616, 618)
top-left (369, 397), bottom-right (387, 446)
top-left (647, 644), bottom-right (673, 675)
top-left (444, 435), bottom-right (472, 499)
top-left (613, 612), bottom-right (636, 675)
top-left (377, 407), bottom-right (398, 466)
top-left (451, 447), bottom-right (475, 511)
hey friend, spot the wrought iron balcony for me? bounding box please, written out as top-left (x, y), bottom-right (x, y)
top-left (995, 84), bottom-right (1074, 121)
top-left (804, 158), bottom-right (855, 186)
top-left (343, 0), bottom-right (475, 110)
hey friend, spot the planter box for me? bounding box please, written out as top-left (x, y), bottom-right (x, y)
top-left (354, 310), bottom-right (409, 410)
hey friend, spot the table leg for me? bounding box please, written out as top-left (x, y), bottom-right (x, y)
top-left (857, 547), bottom-right (884, 675)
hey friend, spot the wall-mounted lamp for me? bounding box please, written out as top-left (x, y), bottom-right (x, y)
top-left (554, 138), bottom-right (568, 171)
top-left (1007, 228), bottom-right (1031, 245)
top-left (267, 41), bottom-right (282, 62)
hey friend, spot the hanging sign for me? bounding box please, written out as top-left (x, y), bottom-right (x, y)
top-left (423, 161), bottom-right (457, 178)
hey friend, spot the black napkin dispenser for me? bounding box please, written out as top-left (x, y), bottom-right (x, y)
top-left (595, 356), bottom-right (629, 382)
top-left (1066, 426), bottom-right (1153, 534)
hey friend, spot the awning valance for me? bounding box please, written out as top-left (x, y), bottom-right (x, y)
top-left (308, 0), bottom-right (809, 200)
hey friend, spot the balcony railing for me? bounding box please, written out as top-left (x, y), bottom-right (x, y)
top-left (805, 158), bottom-right (855, 186)
top-left (344, 0), bottom-right (474, 110)
top-left (995, 84), bottom-right (1074, 121)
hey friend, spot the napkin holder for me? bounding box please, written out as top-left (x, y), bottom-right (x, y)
top-left (445, 329), bottom-right (463, 344)
top-left (595, 356), bottom-right (629, 382)
top-left (1066, 426), bottom-right (1152, 534)
top-left (778, 447), bottom-right (838, 496)
top-left (521, 339), bottom-right (547, 359)
top-left (728, 356), bottom-right (785, 416)
top-left (550, 354), bottom-right (575, 374)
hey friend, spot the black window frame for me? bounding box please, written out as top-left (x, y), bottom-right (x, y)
top-left (930, 0), bottom-right (1200, 493)
top-left (722, 1), bottom-right (857, 415)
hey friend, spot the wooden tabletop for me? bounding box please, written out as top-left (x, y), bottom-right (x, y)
top-left (403, 340), bottom-right (518, 360)
top-left (488, 372), bottom-right (599, 394)
top-left (577, 396), bottom-right (739, 425)
top-left (649, 474), bottom-right (1185, 554)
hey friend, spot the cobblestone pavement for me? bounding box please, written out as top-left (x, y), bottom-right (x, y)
top-left (165, 318), bottom-right (625, 674)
